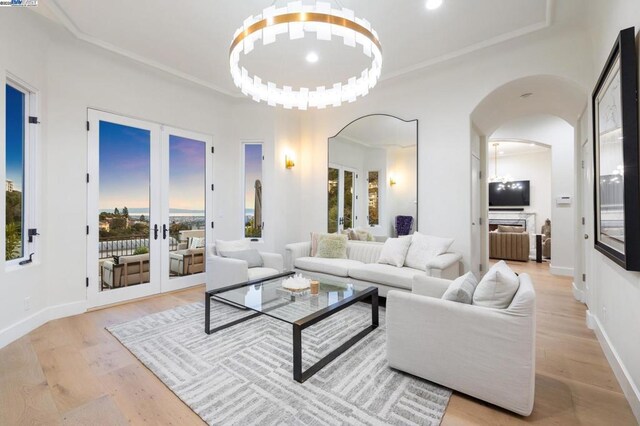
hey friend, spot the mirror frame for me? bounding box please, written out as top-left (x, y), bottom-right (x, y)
top-left (327, 113), bottom-right (419, 233)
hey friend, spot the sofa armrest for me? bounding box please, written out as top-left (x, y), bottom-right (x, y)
top-left (386, 291), bottom-right (535, 416)
top-left (284, 242), bottom-right (311, 271)
top-left (206, 255), bottom-right (249, 292)
top-left (412, 274), bottom-right (451, 298)
top-left (260, 252), bottom-right (284, 271)
top-left (426, 252), bottom-right (462, 279)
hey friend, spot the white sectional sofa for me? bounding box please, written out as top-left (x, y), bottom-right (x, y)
top-left (386, 273), bottom-right (536, 416)
top-left (285, 240), bottom-right (462, 297)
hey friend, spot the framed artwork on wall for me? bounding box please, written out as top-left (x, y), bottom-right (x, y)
top-left (592, 26), bottom-right (640, 271)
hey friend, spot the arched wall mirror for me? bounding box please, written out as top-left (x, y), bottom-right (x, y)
top-left (328, 114), bottom-right (418, 240)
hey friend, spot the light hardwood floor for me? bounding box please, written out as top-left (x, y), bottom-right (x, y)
top-left (0, 262), bottom-right (636, 425)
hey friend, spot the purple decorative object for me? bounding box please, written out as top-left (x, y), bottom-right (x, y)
top-left (395, 216), bottom-right (414, 236)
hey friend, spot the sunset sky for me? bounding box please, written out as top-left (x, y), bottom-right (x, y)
top-left (244, 143), bottom-right (262, 216)
top-left (99, 121), bottom-right (205, 214)
top-left (6, 84), bottom-right (24, 192)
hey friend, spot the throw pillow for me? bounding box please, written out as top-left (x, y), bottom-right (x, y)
top-left (316, 234), bottom-right (348, 259)
top-left (189, 237), bottom-right (205, 249)
top-left (404, 232), bottom-right (455, 271)
top-left (473, 260), bottom-right (520, 309)
top-left (219, 249), bottom-right (263, 268)
top-left (355, 229), bottom-right (374, 241)
top-left (442, 272), bottom-right (478, 304)
top-left (215, 239), bottom-right (250, 253)
top-left (377, 237), bottom-right (412, 267)
top-left (310, 232), bottom-right (325, 256)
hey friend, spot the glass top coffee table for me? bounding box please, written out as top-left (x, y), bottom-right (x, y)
top-left (205, 272), bottom-right (379, 383)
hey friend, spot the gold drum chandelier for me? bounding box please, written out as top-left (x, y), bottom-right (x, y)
top-left (229, 1), bottom-right (382, 109)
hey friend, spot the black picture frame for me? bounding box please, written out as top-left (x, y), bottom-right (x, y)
top-left (592, 27), bottom-right (640, 271)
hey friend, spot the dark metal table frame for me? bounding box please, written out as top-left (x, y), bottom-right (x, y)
top-left (205, 272), bottom-right (379, 383)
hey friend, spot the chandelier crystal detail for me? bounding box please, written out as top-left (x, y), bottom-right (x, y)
top-left (489, 143), bottom-right (513, 184)
top-left (229, 1), bottom-right (383, 109)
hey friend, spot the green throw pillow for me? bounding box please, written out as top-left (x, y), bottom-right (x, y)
top-left (316, 234), bottom-right (348, 259)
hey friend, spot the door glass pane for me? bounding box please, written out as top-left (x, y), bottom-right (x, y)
top-left (343, 170), bottom-right (354, 229)
top-left (368, 171), bottom-right (379, 226)
top-left (328, 167), bottom-right (339, 233)
top-left (98, 121), bottom-right (151, 291)
top-left (169, 135), bottom-right (206, 278)
top-left (244, 144), bottom-right (263, 238)
top-left (5, 84), bottom-right (25, 261)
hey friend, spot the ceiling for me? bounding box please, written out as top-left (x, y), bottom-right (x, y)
top-left (331, 115), bottom-right (417, 148)
top-left (37, 0), bottom-right (552, 98)
top-left (487, 140), bottom-right (550, 157)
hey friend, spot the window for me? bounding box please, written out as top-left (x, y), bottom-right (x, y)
top-left (5, 80), bottom-right (36, 264)
top-left (243, 143), bottom-right (263, 239)
top-left (368, 171), bottom-right (379, 225)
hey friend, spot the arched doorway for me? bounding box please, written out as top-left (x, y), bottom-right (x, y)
top-left (470, 75), bottom-right (587, 285)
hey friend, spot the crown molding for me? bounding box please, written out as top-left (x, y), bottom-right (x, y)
top-left (41, 0), bottom-right (554, 100)
top-left (43, 0), bottom-right (240, 98)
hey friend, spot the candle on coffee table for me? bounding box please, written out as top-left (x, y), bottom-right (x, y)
top-left (310, 280), bottom-right (320, 295)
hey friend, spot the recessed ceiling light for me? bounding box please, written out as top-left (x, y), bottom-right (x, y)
top-left (425, 0), bottom-right (443, 10)
top-left (306, 52), bottom-right (319, 63)
top-left (499, 151), bottom-right (505, 155)
top-left (520, 92), bottom-right (533, 99)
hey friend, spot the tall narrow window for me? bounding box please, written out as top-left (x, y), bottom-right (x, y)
top-left (328, 167), bottom-right (339, 233)
top-left (5, 82), bottom-right (33, 263)
top-left (243, 143), bottom-right (263, 239)
top-left (368, 171), bottom-right (379, 225)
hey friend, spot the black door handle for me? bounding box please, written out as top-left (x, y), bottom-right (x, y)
top-left (153, 224), bottom-right (159, 240)
top-left (163, 224), bottom-right (168, 240)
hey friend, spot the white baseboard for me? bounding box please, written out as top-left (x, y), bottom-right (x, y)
top-left (0, 300), bottom-right (86, 349)
top-left (549, 264), bottom-right (574, 277)
top-left (585, 309), bottom-right (596, 330)
top-left (591, 314), bottom-right (640, 423)
top-left (572, 281), bottom-right (586, 303)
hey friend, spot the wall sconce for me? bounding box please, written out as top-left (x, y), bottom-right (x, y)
top-left (285, 154), bottom-right (295, 169)
top-left (389, 177), bottom-right (397, 186)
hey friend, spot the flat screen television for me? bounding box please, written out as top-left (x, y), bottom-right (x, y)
top-left (489, 180), bottom-right (530, 206)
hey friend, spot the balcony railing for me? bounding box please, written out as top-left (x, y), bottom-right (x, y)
top-left (98, 234), bottom-right (178, 259)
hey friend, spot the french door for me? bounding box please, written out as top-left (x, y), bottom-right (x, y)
top-left (328, 165), bottom-right (357, 233)
top-left (87, 110), bottom-right (213, 307)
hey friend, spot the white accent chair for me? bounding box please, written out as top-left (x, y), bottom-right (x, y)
top-left (386, 273), bottom-right (536, 416)
top-left (206, 244), bottom-right (284, 292)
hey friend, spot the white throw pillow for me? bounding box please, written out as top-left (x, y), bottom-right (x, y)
top-left (404, 232), bottom-right (455, 270)
top-left (472, 261), bottom-right (520, 309)
top-left (215, 239), bottom-right (251, 253)
top-left (377, 237), bottom-right (412, 268)
top-left (442, 272), bottom-right (478, 304)
top-left (190, 237), bottom-right (205, 249)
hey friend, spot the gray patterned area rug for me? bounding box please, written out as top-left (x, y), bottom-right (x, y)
top-left (107, 300), bottom-right (451, 425)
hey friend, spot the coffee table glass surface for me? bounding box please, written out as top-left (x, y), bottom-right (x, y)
top-left (205, 272), bottom-right (379, 383)
top-left (211, 274), bottom-right (371, 324)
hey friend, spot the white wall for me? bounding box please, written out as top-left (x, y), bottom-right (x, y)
top-left (298, 22), bottom-right (593, 272)
top-left (386, 146), bottom-right (418, 235)
top-left (581, 1), bottom-right (640, 420)
top-left (492, 115), bottom-right (575, 274)
top-left (0, 10), bottom-right (301, 346)
top-left (487, 148), bottom-right (552, 228)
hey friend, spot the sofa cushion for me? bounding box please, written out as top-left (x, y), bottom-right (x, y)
top-left (219, 249), bottom-right (263, 268)
top-left (295, 257), bottom-right (364, 277)
top-left (442, 272), bottom-right (478, 304)
top-left (404, 232), bottom-right (454, 271)
top-left (497, 225), bottom-right (525, 233)
top-left (378, 237), bottom-right (412, 267)
top-left (248, 267), bottom-right (280, 282)
top-left (215, 239), bottom-right (250, 253)
top-left (316, 234), bottom-right (348, 259)
top-left (348, 263), bottom-right (423, 290)
top-left (473, 260), bottom-right (520, 309)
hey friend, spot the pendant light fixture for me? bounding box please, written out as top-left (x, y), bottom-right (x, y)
top-left (229, 1), bottom-right (382, 109)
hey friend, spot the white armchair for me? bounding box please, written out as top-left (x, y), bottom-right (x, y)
top-left (386, 273), bottom-right (536, 416)
top-left (206, 244), bottom-right (284, 292)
